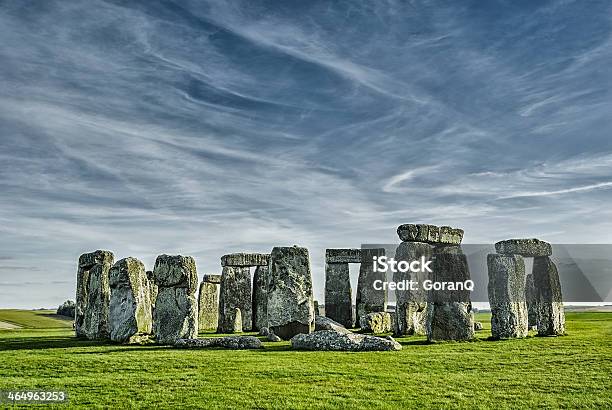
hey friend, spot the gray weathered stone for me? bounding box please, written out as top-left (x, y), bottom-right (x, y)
top-left (258, 327), bottom-right (270, 336)
top-left (198, 281), bottom-right (219, 331)
top-left (393, 241), bottom-right (432, 336)
top-left (313, 300), bottom-right (322, 316)
top-left (325, 248), bottom-right (362, 264)
top-left (291, 330), bottom-right (402, 351)
top-left (315, 315), bottom-right (351, 334)
top-left (152, 255), bottom-right (198, 344)
top-left (75, 250), bottom-right (114, 340)
top-left (359, 312), bottom-right (392, 334)
top-left (525, 273), bottom-right (538, 328)
top-left (109, 257), bottom-right (152, 343)
top-left (202, 274), bottom-right (222, 284)
top-left (267, 246), bottom-right (315, 340)
top-left (232, 308), bottom-right (243, 333)
top-left (397, 224), bottom-right (463, 245)
top-left (175, 336), bottom-right (262, 349)
top-left (533, 256), bottom-right (565, 336)
top-left (217, 266), bottom-right (252, 333)
top-left (495, 238), bottom-right (552, 257)
top-left (356, 248), bottom-right (387, 322)
top-left (426, 246), bottom-right (474, 341)
top-left (325, 262), bottom-right (354, 328)
top-left (267, 331), bottom-right (282, 342)
top-left (57, 300), bottom-right (76, 319)
top-left (221, 253), bottom-right (270, 267)
top-left (146, 271), bottom-right (158, 310)
top-left (487, 254), bottom-right (528, 339)
top-left (252, 265), bottom-right (268, 331)
top-left (474, 321), bottom-right (483, 331)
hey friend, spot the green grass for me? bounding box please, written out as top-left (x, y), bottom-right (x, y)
top-left (0, 311), bottom-right (610, 409)
top-left (0, 310), bottom-right (73, 329)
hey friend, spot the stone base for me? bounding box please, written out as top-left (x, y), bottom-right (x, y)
top-left (271, 321), bottom-right (314, 340)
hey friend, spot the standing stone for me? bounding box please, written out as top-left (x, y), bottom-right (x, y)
top-left (325, 262), bottom-right (354, 328)
top-left (152, 255), bottom-right (198, 344)
top-left (487, 254), bottom-right (528, 339)
top-left (267, 246), bottom-right (315, 340)
top-left (217, 266), bottom-right (252, 333)
top-left (393, 241), bottom-right (432, 336)
top-left (232, 308), bottom-right (243, 333)
top-left (252, 265), bottom-right (269, 331)
top-left (525, 273), bottom-right (538, 328)
top-left (533, 256), bottom-right (565, 336)
top-left (313, 300), bottom-right (321, 316)
top-left (75, 250), bottom-right (114, 340)
top-left (146, 270), bottom-right (158, 311)
top-left (426, 246), bottom-right (474, 341)
top-left (356, 248), bottom-right (387, 325)
top-left (359, 312), bottom-right (392, 334)
top-left (109, 257), bottom-right (152, 343)
top-left (198, 281), bottom-right (219, 331)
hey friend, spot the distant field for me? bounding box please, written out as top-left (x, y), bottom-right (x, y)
top-left (0, 311), bottom-right (610, 409)
top-left (0, 310), bottom-right (72, 329)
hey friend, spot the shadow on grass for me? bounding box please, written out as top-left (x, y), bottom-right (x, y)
top-left (0, 336), bottom-right (107, 351)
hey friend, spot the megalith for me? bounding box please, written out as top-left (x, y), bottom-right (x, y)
top-left (217, 266), bottom-right (252, 333)
top-left (393, 241), bottom-right (432, 336)
top-left (533, 256), bottom-right (565, 336)
top-left (146, 270), bottom-right (158, 311)
top-left (487, 254), bottom-right (528, 339)
top-left (75, 250), bottom-right (114, 340)
top-left (232, 308), bottom-right (243, 333)
top-left (198, 276), bottom-right (220, 331)
top-left (495, 239), bottom-right (552, 257)
top-left (525, 273), bottom-right (538, 328)
top-left (325, 253), bottom-right (356, 328)
top-left (267, 246), bottom-right (315, 340)
top-left (355, 248), bottom-right (387, 325)
top-left (109, 257), bottom-right (152, 343)
top-left (426, 246), bottom-right (474, 341)
top-left (152, 255), bottom-right (198, 344)
top-left (252, 265), bottom-right (269, 331)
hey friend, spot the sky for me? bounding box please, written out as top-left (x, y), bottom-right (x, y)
top-left (1, 0), bottom-right (611, 308)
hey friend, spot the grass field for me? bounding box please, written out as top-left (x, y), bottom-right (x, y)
top-left (0, 310), bottom-right (610, 409)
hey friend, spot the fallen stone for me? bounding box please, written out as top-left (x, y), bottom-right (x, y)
top-left (359, 312), bottom-right (392, 334)
top-left (198, 281), bottom-right (219, 331)
top-left (202, 274), bottom-right (222, 284)
top-left (291, 330), bottom-right (402, 351)
top-left (487, 254), bottom-right (528, 339)
top-left (175, 336), bottom-right (262, 349)
top-left (267, 332), bottom-right (282, 342)
top-left (397, 224), bottom-right (463, 245)
top-left (525, 274), bottom-right (538, 328)
top-left (267, 246), bottom-right (315, 340)
top-left (533, 256), bottom-right (565, 336)
top-left (325, 249), bottom-right (362, 264)
top-left (252, 265), bottom-right (268, 331)
top-left (325, 262), bottom-right (354, 328)
top-left (57, 300), bottom-right (76, 319)
top-left (426, 247), bottom-right (474, 341)
top-left (221, 253), bottom-right (270, 267)
top-left (152, 255), bottom-right (198, 344)
top-left (356, 248), bottom-right (387, 322)
top-left (109, 257), bottom-right (153, 343)
top-left (315, 315), bottom-right (351, 334)
top-left (495, 239), bottom-right (552, 257)
top-left (258, 327), bottom-right (270, 336)
top-left (76, 250), bottom-right (114, 340)
top-left (474, 321), bottom-right (483, 331)
top-left (217, 266), bottom-right (252, 333)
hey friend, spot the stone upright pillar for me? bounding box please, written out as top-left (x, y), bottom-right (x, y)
top-left (533, 256), bottom-right (565, 336)
top-left (426, 246), bottom-right (474, 341)
top-left (356, 248), bottom-right (386, 324)
top-left (325, 262), bottom-right (354, 328)
top-left (525, 273), bottom-right (538, 328)
top-left (487, 254), bottom-right (528, 339)
top-left (198, 275), bottom-right (220, 332)
top-left (152, 255), bottom-right (198, 344)
top-left (109, 257), bottom-right (152, 343)
top-left (75, 250), bottom-right (114, 340)
top-left (394, 241), bottom-right (432, 336)
top-left (267, 246), bottom-right (315, 340)
top-left (217, 266), bottom-right (252, 333)
top-left (252, 265), bottom-right (269, 331)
